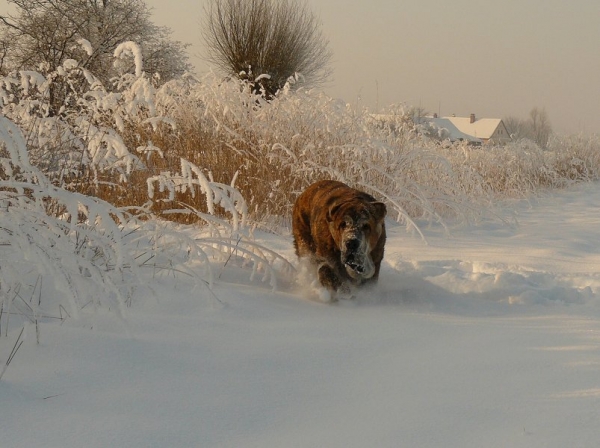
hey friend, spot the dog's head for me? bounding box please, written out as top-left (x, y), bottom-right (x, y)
top-left (327, 199), bottom-right (386, 280)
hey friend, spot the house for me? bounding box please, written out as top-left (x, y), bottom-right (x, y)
top-left (423, 113), bottom-right (511, 145)
top-left (417, 116), bottom-right (482, 144)
top-left (445, 114), bottom-right (511, 144)
top-left (371, 112), bottom-right (512, 145)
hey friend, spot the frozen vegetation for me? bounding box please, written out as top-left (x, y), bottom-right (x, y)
top-left (2, 45), bottom-right (600, 447)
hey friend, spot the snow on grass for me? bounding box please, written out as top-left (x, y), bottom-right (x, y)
top-left (114, 41), bottom-right (144, 78)
top-left (0, 112), bottom-right (291, 337)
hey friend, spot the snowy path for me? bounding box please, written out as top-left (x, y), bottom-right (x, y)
top-left (3, 183), bottom-right (600, 447)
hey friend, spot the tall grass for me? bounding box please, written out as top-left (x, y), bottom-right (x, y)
top-left (4, 51), bottom-right (600, 233)
top-left (0, 111), bottom-right (295, 334)
top-left (143, 77), bottom-right (489, 231)
top-left (145, 76), bottom-right (600, 230)
top-left (0, 54), bottom-right (295, 333)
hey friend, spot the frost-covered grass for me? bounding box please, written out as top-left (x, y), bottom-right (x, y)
top-left (437, 135), bottom-right (600, 198)
top-left (0, 112), bottom-right (293, 337)
top-left (3, 46), bottom-right (600, 233)
top-left (135, 75), bottom-right (600, 231)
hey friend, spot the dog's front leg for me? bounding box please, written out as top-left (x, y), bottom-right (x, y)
top-left (316, 263), bottom-right (353, 302)
top-left (317, 263), bottom-right (344, 300)
top-left (317, 263), bottom-right (341, 290)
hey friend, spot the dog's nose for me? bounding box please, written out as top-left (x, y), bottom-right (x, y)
top-left (350, 263), bottom-right (364, 274)
top-left (345, 238), bottom-right (360, 252)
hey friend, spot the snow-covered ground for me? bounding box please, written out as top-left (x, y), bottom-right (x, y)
top-left (3, 182), bottom-right (600, 448)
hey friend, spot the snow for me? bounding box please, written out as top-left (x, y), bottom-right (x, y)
top-left (445, 116), bottom-right (503, 140)
top-left (418, 116), bottom-right (482, 143)
top-left (3, 182), bottom-right (600, 447)
top-left (114, 41), bottom-right (144, 78)
top-left (77, 38), bottom-right (93, 56)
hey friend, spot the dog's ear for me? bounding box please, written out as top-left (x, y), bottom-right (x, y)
top-left (371, 201), bottom-right (387, 220)
top-left (327, 203), bottom-right (341, 222)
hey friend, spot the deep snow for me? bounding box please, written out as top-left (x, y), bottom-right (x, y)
top-left (3, 182), bottom-right (600, 448)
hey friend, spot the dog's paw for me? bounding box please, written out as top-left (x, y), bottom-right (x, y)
top-left (317, 287), bottom-right (334, 303)
top-left (335, 283), bottom-right (355, 301)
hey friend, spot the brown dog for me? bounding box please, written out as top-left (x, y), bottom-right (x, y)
top-left (292, 180), bottom-right (387, 299)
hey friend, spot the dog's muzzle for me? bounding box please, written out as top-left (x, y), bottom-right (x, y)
top-left (342, 237), bottom-right (375, 279)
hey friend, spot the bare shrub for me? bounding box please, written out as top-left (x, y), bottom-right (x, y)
top-left (503, 107), bottom-right (553, 148)
top-left (202, 0), bottom-right (332, 98)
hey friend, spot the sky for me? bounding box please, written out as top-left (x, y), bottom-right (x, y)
top-left (141, 0), bottom-right (600, 134)
top-left (1, 0), bottom-right (600, 133)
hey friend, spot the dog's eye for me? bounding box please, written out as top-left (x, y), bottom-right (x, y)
top-left (339, 221), bottom-right (347, 230)
top-left (362, 224), bottom-right (371, 233)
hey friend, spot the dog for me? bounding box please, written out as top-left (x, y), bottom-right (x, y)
top-left (292, 180), bottom-right (387, 299)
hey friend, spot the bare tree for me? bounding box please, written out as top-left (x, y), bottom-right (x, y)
top-left (0, 0), bottom-right (191, 83)
top-left (504, 108), bottom-right (553, 148)
top-left (503, 115), bottom-right (530, 140)
top-left (202, 0), bottom-right (332, 98)
top-left (529, 107), bottom-right (552, 149)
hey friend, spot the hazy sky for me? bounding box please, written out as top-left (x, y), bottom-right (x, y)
top-left (141, 0), bottom-right (600, 134)
top-left (2, 0), bottom-right (600, 133)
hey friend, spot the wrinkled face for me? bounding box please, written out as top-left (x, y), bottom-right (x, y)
top-left (328, 201), bottom-right (386, 280)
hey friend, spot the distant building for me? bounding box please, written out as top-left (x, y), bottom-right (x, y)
top-left (420, 113), bottom-right (511, 145)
